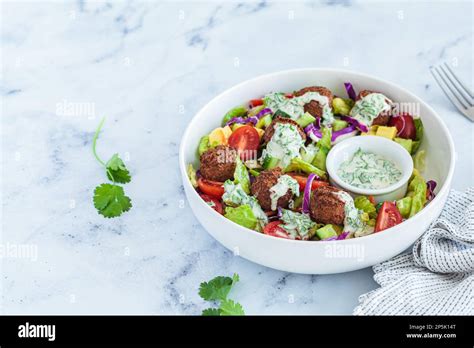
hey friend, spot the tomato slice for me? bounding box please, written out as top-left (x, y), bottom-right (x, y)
top-left (228, 125), bottom-right (260, 161)
top-left (375, 202), bottom-right (403, 232)
top-left (287, 173), bottom-right (329, 191)
top-left (197, 178), bottom-right (225, 199)
top-left (388, 113), bottom-right (416, 140)
top-left (199, 194), bottom-right (223, 214)
top-left (368, 195), bottom-right (376, 205)
top-left (285, 93), bottom-right (294, 99)
top-left (249, 99), bottom-right (264, 107)
top-left (263, 221), bottom-right (291, 239)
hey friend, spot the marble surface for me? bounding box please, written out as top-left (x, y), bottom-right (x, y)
top-left (1, 0), bottom-right (472, 314)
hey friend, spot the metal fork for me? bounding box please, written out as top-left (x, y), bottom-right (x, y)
top-left (430, 62), bottom-right (474, 122)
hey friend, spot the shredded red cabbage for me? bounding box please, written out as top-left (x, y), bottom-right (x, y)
top-left (315, 116), bottom-right (321, 129)
top-left (255, 108), bottom-right (272, 119)
top-left (225, 116), bottom-right (251, 126)
top-left (249, 173), bottom-right (256, 185)
top-left (248, 116), bottom-right (259, 124)
top-left (225, 108), bottom-right (272, 127)
top-left (304, 123), bottom-right (315, 133)
top-left (331, 125), bottom-right (357, 141)
top-left (339, 115), bottom-right (369, 133)
top-left (225, 116), bottom-right (257, 127)
top-left (322, 236), bottom-right (338, 241)
top-left (307, 122), bottom-right (357, 142)
top-left (426, 180), bottom-right (437, 201)
top-left (337, 231), bottom-right (350, 240)
top-left (344, 82), bottom-right (357, 100)
top-left (277, 207), bottom-right (283, 219)
top-left (304, 123), bottom-right (322, 140)
top-left (302, 173), bottom-right (317, 214)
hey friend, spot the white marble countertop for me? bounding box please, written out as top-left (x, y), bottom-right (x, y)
top-left (1, 0), bottom-right (472, 314)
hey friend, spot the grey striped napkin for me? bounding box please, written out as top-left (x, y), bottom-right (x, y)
top-left (354, 188), bottom-right (474, 315)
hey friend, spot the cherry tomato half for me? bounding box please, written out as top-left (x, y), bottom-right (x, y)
top-left (388, 113), bottom-right (416, 140)
top-left (197, 177), bottom-right (225, 199)
top-left (199, 193), bottom-right (223, 214)
top-left (228, 125), bottom-right (260, 161)
top-left (375, 202), bottom-right (403, 232)
top-left (249, 99), bottom-right (264, 107)
top-left (263, 221), bottom-right (291, 239)
top-left (287, 173), bottom-right (329, 191)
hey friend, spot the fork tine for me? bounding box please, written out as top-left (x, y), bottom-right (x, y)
top-left (440, 63), bottom-right (473, 106)
top-left (443, 62), bottom-right (474, 100)
top-left (432, 66), bottom-right (470, 109)
top-left (430, 67), bottom-right (468, 113)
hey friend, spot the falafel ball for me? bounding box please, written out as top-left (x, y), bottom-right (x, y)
top-left (294, 86), bottom-right (334, 119)
top-left (357, 90), bottom-right (392, 126)
top-left (309, 186), bottom-right (345, 225)
top-left (263, 116), bottom-right (306, 144)
top-left (199, 145), bottom-right (237, 182)
top-left (251, 168), bottom-right (294, 211)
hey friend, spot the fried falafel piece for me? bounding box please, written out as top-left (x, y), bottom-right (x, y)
top-left (262, 116), bottom-right (306, 144)
top-left (309, 186), bottom-right (345, 225)
top-left (294, 86), bottom-right (334, 119)
top-left (251, 168), bottom-right (294, 211)
top-left (199, 145), bottom-right (237, 182)
top-left (357, 90), bottom-right (392, 126)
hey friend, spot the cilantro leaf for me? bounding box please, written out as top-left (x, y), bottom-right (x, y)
top-left (219, 299), bottom-right (245, 316)
top-left (106, 154), bottom-right (131, 184)
top-left (93, 183), bottom-right (132, 218)
top-left (198, 273), bottom-right (239, 301)
top-left (202, 308), bottom-right (222, 316)
top-left (199, 274), bottom-right (244, 316)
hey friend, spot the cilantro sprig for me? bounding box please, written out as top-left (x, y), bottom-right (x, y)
top-left (199, 273), bottom-right (245, 316)
top-left (106, 154), bottom-right (131, 184)
top-left (92, 117), bottom-right (132, 218)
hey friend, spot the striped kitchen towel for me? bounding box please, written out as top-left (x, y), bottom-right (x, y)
top-left (354, 187), bottom-right (474, 315)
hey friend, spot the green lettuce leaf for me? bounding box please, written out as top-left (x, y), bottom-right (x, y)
top-left (284, 157), bottom-right (327, 180)
top-left (224, 205), bottom-right (258, 230)
top-left (187, 164), bottom-right (198, 188)
top-left (354, 196), bottom-right (377, 219)
top-left (233, 157), bottom-right (250, 194)
top-left (412, 149), bottom-right (426, 172)
top-left (407, 173), bottom-right (427, 217)
top-left (411, 118), bottom-right (424, 154)
top-left (396, 196), bottom-right (412, 218)
top-left (221, 106), bottom-right (247, 126)
top-left (198, 135), bottom-right (210, 156)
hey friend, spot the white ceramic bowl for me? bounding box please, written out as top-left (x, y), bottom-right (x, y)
top-left (326, 135), bottom-right (414, 203)
top-left (179, 68), bottom-right (455, 274)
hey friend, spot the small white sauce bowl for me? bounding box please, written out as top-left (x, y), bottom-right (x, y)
top-left (326, 135), bottom-right (414, 203)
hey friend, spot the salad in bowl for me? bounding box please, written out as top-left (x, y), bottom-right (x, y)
top-left (186, 82), bottom-right (436, 242)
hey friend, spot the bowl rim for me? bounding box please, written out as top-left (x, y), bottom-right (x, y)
top-left (326, 135), bottom-right (414, 195)
top-left (179, 67), bottom-right (455, 245)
